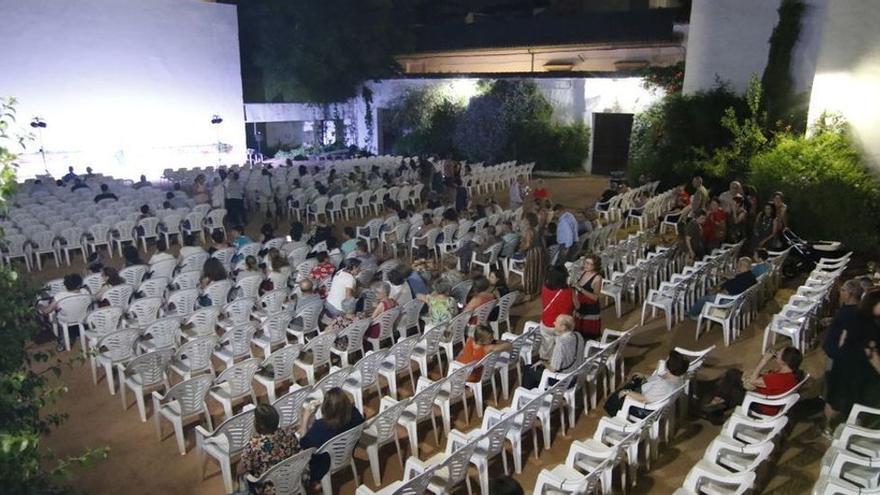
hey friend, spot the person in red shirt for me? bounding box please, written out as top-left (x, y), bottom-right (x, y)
top-left (455, 325), bottom-right (512, 382)
top-left (533, 179), bottom-right (550, 202)
top-left (539, 265), bottom-right (579, 361)
top-left (700, 346), bottom-right (803, 420)
top-left (702, 198), bottom-right (728, 250)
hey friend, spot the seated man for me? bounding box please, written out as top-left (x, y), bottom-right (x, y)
top-left (93, 183), bottom-right (118, 203)
top-left (607, 350), bottom-right (688, 418)
top-left (688, 257), bottom-right (758, 319)
top-left (751, 248), bottom-right (771, 278)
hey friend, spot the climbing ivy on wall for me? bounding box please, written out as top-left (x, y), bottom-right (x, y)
top-left (761, 0), bottom-right (807, 133)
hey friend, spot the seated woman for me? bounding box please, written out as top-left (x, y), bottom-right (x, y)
top-left (299, 388), bottom-right (364, 489)
top-left (206, 230), bottom-right (229, 254)
top-left (700, 347), bottom-right (803, 421)
top-left (418, 279), bottom-right (458, 329)
top-left (95, 267), bottom-right (126, 304)
top-left (235, 255), bottom-right (261, 282)
top-left (263, 250), bottom-right (290, 294)
top-left (464, 276), bottom-right (496, 325)
top-left (387, 269), bottom-right (413, 306)
top-left (38, 274), bottom-right (89, 351)
top-left (366, 282), bottom-right (398, 347)
top-left (522, 314), bottom-right (584, 389)
top-left (198, 258), bottom-right (228, 306)
top-left (454, 325), bottom-right (512, 382)
top-left (239, 404), bottom-right (300, 494)
top-left (309, 251), bottom-right (336, 297)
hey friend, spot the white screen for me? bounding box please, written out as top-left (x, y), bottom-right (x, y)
top-left (0, 0), bottom-right (246, 179)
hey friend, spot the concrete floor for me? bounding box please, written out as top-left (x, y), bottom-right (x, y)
top-left (28, 176), bottom-right (828, 494)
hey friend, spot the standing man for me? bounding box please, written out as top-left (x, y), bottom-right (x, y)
top-left (225, 171), bottom-right (245, 226)
top-left (509, 175), bottom-right (528, 210)
top-left (685, 209), bottom-right (708, 261)
top-left (554, 204), bottom-right (579, 263)
top-left (258, 166), bottom-right (278, 225)
top-left (690, 174), bottom-right (709, 216)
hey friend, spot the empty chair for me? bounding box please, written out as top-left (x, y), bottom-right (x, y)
top-left (252, 311), bottom-right (293, 356)
top-left (92, 328), bottom-right (140, 395)
top-left (208, 357), bottom-right (261, 420)
top-left (213, 322), bottom-right (258, 368)
top-left (152, 374), bottom-right (214, 455)
top-left (254, 344), bottom-right (302, 402)
top-left (119, 349), bottom-right (173, 422)
top-left (360, 398), bottom-right (409, 485)
top-left (30, 230), bottom-right (60, 270)
top-left (404, 438), bottom-right (477, 495)
top-left (137, 216), bottom-right (161, 251)
top-left (101, 284), bottom-right (134, 310)
top-left (138, 276), bottom-right (169, 300)
top-left (195, 407), bottom-right (255, 494)
top-left (412, 324), bottom-right (446, 379)
top-left (126, 296), bottom-right (163, 329)
top-left (343, 349), bottom-right (389, 414)
top-left (313, 423), bottom-right (367, 495)
top-left (169, 335), bottom-right (217, 380)
top-left (58, 226), bottom-right (87, 265)
top-left (379, 335), bottom-right (420, 400)
top-left (166, 288), bottom-right (199, 317)
top-left (330, 318), bottom-right (370, 366)
top-left (294, 331), bottom-right (335, 385)
top-left (82, 306), bottom-right (125, 355)
top-left (111, 221), bottom-right (137, 257)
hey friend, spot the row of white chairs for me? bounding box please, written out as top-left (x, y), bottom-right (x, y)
top-left (813, 403), bottom-right (880, 494)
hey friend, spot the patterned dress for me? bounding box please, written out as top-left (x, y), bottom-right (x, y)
top-left (241, 426), bottom-right (301, 494)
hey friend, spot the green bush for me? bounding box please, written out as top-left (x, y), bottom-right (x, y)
top-left (515, 121), bottom-right (591, 172)
top-left (750, 128), bottom-right (880, 252)
top-left (628, 87), bottom-right (747, 187)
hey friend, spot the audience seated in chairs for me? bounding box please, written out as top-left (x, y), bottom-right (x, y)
top-left (698, 346), bottom-right (804, 424)
top-left (605, 349), bottom-right (689, 418)
top-left (298, 388), bottom-right (364, 490)
top-left (522, 314), bottom-right (584, 389)
top-left (239, 403), bottom-right (301, 495)
top-left (688, 257), bottom-right (758, 319)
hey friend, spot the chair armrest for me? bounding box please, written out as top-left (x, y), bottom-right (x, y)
top-left (849, 403), bottom-right (880, 426)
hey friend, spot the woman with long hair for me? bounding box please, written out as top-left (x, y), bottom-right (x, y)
top-left (753, 202), bottom-right (781, 250)
top-left (573, 255), bottom-right (603, 339)
top-left (299, 388), bottom-right (364, 487)
top-left (516, 212), bottom-right (546, 296)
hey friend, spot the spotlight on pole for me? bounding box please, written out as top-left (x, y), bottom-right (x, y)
top-left (30, 117), bottom-right (48, 173)
top-left (211, 115), bottom-right (223, 125)
top-left (30, 117), bottom-right (47, 128)
top-left (211, 114), bottom-right (223, 165)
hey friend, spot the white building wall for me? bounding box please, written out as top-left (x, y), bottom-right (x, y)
top-left (0, 0), bottom-right (245, 179)
top-left (807, 0), bottom-right (880, 170)
top-left (683, 0), bottom-right (828, 96)
top-left (683, 0), bottom-right (781, 94)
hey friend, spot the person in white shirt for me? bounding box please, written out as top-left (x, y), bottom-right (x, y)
top-left (616, 350), bottom-right (688, 418)
top-left (387, 269), bottom-right (413, 306)
top-left (718, 180), bottom-right (744, 215)
top-left (325, 258), bottom-right (362, 317)
top-left (211, 176), bottom-right (225, 209)
top-left (149, 239), bottom-right (175, 265)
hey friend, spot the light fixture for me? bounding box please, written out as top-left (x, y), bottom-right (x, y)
top-left (30, 117), bottom-right (47, 128)
top-left (211, 114), bottom-right (223, 125)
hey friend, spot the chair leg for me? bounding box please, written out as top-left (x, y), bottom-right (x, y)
top-left (173, 418), bottom-right (187, 455)
top-left (367, 444), bottom-right (381, 485)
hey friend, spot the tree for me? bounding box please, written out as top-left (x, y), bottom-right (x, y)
top-left (237, 0), bottom-right (415, 103)
top-left (0, 97), bottom-right (108, 493)
top-left (761, 0), bottom-right (808, 132)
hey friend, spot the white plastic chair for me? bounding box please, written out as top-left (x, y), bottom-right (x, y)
top-left (315, 423), bottom-right (367, 495)
top-left (247, 448), bottom-right (315, 495)
top-left (379, 335), bottom-right (419, 399)
top-left (254, 344), bottom-right (302, 402)
top-left (118, 349), bottom-right (173, 422)
top-left (343, 349), bottom-right (389, 414)
top-left (403, 436), bottom-right (476, 495)
top-left (137, 316), bottom-right (182, 354)
top-left (208, 357), bottom-right (260, 420)
top-left (152, 374), bottom-right (214, 455)
top-left (360, 397), bottom-right (409, 485)
top-left (92, 328), bottom-right (140, 395)
top-left (413, 324), bottom-right (446, 379)
top-left (195, 407), bottom-right (255, 494)
top-left (169, 335), bottom-right (217, 380)
top-left (213, 322), bottom-right (258, 368)
top-left (53, 293), bottom-right (92, 352)
top-left (294, 331), bottom-right (335, 385)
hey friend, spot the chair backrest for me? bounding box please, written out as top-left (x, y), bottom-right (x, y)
top-left (392, 466), bottom-right (437, 495)
top-left (180, 252), bottom-right (210, 273)
top-left (164, 374), bottom-right (213, 417)
top-left (96, 328), bottom-right (140, 362)
top-left (351, 349), bottom-right (389, 389)
top-left (86, 306), bottom-right (124, 336)
top-left (123, 349), bottom-right (174, 388)
top-left (389, 335), bottom-right (420, 372)
top-left (167, 288), bottom-right (199, 316)
top-left (262, 311), bottom-right (294, 344)
top-left (252, 447), bottom-right (315, 495)
top-left (437, 441), bottom-right (478, 488)
top-left (210, 408), bottom-right (256, 456)
top-left (447, 312), bottom-right (471, 345)
top-left (262, 344), bottom-right (302, 381)
top-left (127, 296), bottom-right (163, 326)
top-left (260, 289), bottom-right (288, 314)
top-left (186, 306), bottom-right (221, 337)
top-left (220, 322), bottom-right (258, 359)
top-left (411, 379), bottom-right (444, 419)
top-left (372, 306), bottom-right (401, 343)
top-left (397, 298), bottom-right (425, 335)
top-left (304, 331), bottom-right (335, 368)
top-left (138, 277), bottom-right (169, 299)
top-left (420, 323), bottom-right (445, 357)
top-left (142, 316), bottom-right (182, 349)
top-left (102, 284), bottom-right (134, 308)
top-left (173, 270), bottom-right (202, 290)
top-left (367, 397), bottom-right (409, 444)
top-left (471, 299), bottom-right (497, 326)
top-left (315, 423), bottom-right (365, 476)
top-left (214, 357), bottom-right (261, 397)
top-left (150, 258), bottom-right (177, 280)
top-left (273, 385), bottom-right (314, 429)
top-left (174, 335), bottom-right (217, 374)
top-left (337, 318), bottom-right (371, 354)
top-left (495, 290), bottom-right (518, 321)
top-left (204, 280), bottom-right (233, 306)
top-left (56, 294), bottom-right (93, 324)
top-left (450, 280), bottom-right (473, 306)
top-left (222, 297), bottom-right (255, 325)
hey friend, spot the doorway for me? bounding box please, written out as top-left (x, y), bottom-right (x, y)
top-left (591, 113), bottom-right (634, 176)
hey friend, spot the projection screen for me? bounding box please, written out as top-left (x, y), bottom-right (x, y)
top-left (0, 0), bottom-right (246, 179)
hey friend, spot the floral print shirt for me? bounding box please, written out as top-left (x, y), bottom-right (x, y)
top-left (310, 262), bottom-right (336, 297)
top-left (241, 426), bottom-right (301, 494)
top-left (427, 294), bottom-right (457, 326)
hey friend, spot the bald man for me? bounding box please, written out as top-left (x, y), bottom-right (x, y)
top-left (719, 181), bottom-right (743, 215)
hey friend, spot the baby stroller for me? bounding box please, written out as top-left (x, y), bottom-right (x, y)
top-left (780, 228), bottom-right (849, 278)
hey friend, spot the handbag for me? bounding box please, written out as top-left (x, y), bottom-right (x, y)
top-left (603, 375), bottom-right (646, 417)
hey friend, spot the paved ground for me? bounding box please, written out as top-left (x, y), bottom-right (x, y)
top-left (30, 176), bottom-right (829, 494)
